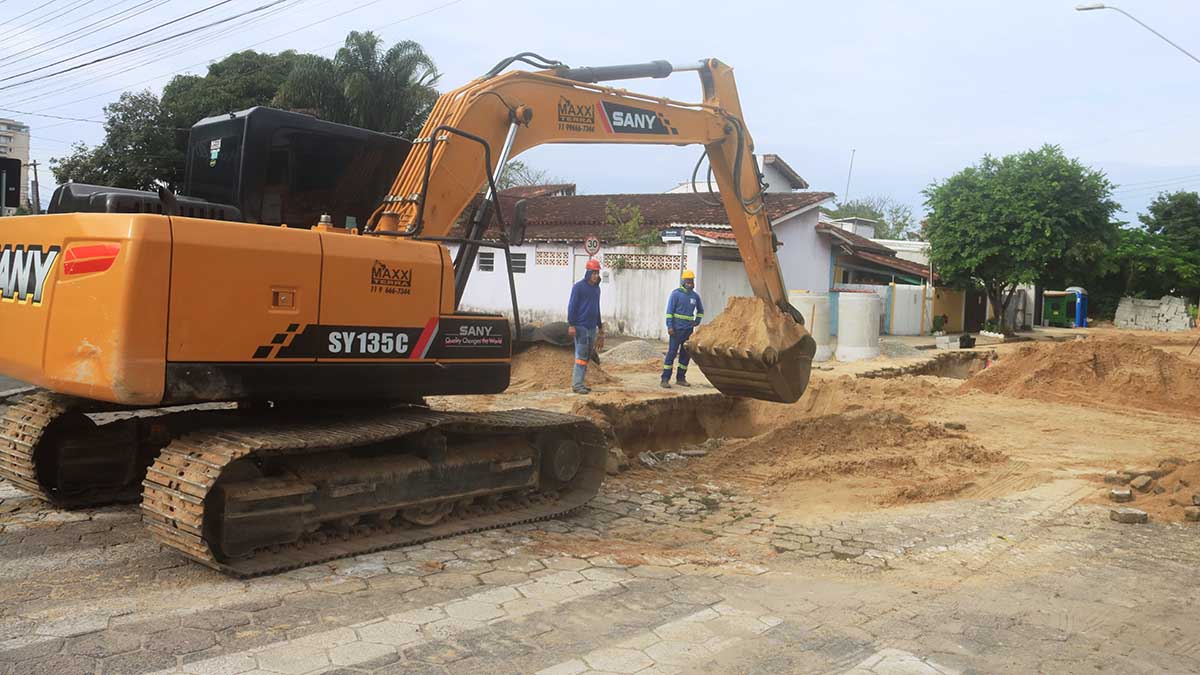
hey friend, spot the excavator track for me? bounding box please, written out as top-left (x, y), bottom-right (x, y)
top-left (0, 391), bottom-right (78, 504)
top-left (142, 407), bottom-right (607, 577)
top-left (0, 390), bottom-right (240, 509)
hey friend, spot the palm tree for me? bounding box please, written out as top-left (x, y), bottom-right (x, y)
top-left (275, 32), bottom-right (440, 138)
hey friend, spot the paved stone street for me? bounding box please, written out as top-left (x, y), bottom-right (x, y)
top-left (2, 468), bottom-right (1198, 675)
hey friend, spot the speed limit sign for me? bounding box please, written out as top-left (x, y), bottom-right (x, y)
top-left (583, 234), bottom-right (601, 256)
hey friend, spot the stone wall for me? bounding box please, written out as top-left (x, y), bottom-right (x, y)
top-left (1114, 296), bottom-right (1194, 332)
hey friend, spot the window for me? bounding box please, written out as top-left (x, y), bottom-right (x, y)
top-left (510, 252), bottom-right (527, 274)
top-left (477, 251), bottom-right (494, 271)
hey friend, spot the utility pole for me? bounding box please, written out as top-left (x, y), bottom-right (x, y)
top-left (29, 161), bottom-right (40, 215)
top-left (1, 170), bottom-right (6, 218)
top-left (842, 149), bottom-right (856, 205)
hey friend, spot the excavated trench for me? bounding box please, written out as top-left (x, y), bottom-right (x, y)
top-left (575, 349), bottom-right (1012, 508)
top-left (858, 350), bottom-right (997, 380)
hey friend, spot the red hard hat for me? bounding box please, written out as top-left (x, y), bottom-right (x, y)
top-left (586, 259), bottom-right (601, 271)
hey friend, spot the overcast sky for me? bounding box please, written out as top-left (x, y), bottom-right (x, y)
top-left (3, 0), bottom-right (1198, 223)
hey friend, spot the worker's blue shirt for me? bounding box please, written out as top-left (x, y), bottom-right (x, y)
top-left (567, 271), bottom-right (602, 329)
top-left (665, 285), bottom-right (704, 330)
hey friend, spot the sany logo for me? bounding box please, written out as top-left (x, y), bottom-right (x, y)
top-left (0, 245), bottom-right (60, 304)
top-left (598, 101), bottom-right (674, 135)
top-left (459, 325), bottom-right (495, 337)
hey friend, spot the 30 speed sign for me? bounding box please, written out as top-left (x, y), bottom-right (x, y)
top-left (583, 234), bottom-right (601, 256)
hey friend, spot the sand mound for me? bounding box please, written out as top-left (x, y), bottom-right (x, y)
top-left (602, 340), bottom-right (664, 364)
top-left (961, 338), bottom-right (1200, 414)
top-left (509, 344), bottom-right (617, 392)
top-left (689, 296), bottom-right (809, 354)
top-left (665, 405), bottom-right (1006, 507)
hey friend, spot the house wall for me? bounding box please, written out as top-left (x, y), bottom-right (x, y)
top-left (454, 243), bottom-right (576, 325)
top-left (451, 241), bottom-right (706, 340)
top-left (871, 239), bottom-right (930, 266)
top-left (698, 248), bottom-right (755, 322)
top-left (889, 284), bottom-right (932, 336)
top-left (773, 208), bottom-right (831, 294)
top-left (933, 288), bottom-right (966, 333)
top-left (760, 163), bottom-right (795, 194)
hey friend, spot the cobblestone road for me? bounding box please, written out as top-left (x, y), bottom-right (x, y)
top-left (2, 465), bottom-right (1198, 675)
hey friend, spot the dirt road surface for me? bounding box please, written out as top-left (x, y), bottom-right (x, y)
top-left (2, 329), bottom-right (1199, 674)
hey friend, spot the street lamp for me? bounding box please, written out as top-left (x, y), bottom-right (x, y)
top-left (1075, 3), bottom-right (1200, 67)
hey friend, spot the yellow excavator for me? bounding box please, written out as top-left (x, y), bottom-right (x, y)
top-left (0, 55), bottom-right (815, 576)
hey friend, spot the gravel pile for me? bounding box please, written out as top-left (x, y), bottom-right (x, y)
top-left (602, 340), bottom-right (665, 364)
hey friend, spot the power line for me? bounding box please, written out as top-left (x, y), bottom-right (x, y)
top-left (1115, 172), bottom-right (1200, 189)
top-left (5, 0), bottom-right (102, 44)
top-left (0, 0), bottom-right (147, 56)
top-left (0, 0), bottom-right (240, 86)
top-left (4, 0), bottom-right (306, 105)
top-left (0, 0), bottom-right (59, 33)
top-left (23, 0), bottom-right (465, 114)
top-left (0, 0), bottom-right (170, 69)
top-left (1114, 175), bottom-right (1200, 195)
top-left (0, 107), bottom-right (104, 124)
top-left (0, 0), bottom-right (300, 95)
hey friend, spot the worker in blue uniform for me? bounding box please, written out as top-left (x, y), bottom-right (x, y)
top-left (662, 269), bottom-right (704, 388)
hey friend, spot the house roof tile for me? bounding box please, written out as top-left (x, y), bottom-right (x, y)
top-left (455, 190), bottom-right (834, 243)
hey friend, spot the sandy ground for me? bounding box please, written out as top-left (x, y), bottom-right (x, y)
top-left (4, 326), bottom-right (1200, 674)
top-left (435, 327), bottom-right (1200, 526)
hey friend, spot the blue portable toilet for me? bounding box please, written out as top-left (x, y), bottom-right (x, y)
top-left (1065, 286), bottom-right (1088, 328)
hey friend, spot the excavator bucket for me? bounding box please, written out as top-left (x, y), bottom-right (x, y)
top-left (685, 298), bottom-right (818, 404)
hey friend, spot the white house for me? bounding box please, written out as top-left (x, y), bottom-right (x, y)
top-left (665, 153), bottom-right (809, 195)
top-left (449, 188), bottom-right (835, 340)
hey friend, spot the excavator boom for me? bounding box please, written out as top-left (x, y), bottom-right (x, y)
top-left (370, 57), bottom-right (815, 402)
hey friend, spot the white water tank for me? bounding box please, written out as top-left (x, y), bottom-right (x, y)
top-left (836, 292), bottom-right (881, 361)
top-left (789, 292), bottom-right (832, 362)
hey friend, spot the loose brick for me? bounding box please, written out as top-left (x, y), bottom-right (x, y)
top-left (1110, 507), bottom-right (1148, 524)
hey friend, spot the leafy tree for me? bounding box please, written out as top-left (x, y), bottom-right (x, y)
top-left (275, 31), bottom-right (439, 138)
top-left (497, 160), bottom-right (561, 190)
top-left (158, 50), bottom-right (302, 185)
top-left (49, 90), bottom-right (180, 190)
top-left (606, 200), bottom-right (658, 247)
top-left (825, 194), bottom-right (918, 240)
top-left (50, 35), bottom-right (440, 192)
top-left (1137, 191), bottom-right (1200, 297)
top-left (923, 144), bottom-right (1119, 332)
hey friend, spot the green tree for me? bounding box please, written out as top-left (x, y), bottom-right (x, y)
top-left (1138, 191), bottom-right (1200, 297)
top-left (158, 50), bottom-right (302, 185)
top-left (51, 51), bottom-right (303, 190)
top-left (49, 90), bottom-right (180, 191)
top-left (606, 200), bottom-right (658, 247)
top-left (825, 194), bottom-right (918, 240)
top-left (275, 31), bottom-right (439, 137)
top-left (923, 144), bottom-right (1119, 332)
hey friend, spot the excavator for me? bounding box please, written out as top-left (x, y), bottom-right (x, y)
top-left (0, 55), bottom-right (816, 576)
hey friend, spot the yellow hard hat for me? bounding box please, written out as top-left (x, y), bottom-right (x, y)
top-left (681, 269), bottom-right (695, 280)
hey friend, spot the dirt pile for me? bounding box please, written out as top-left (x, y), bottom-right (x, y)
top-left (693, 409), bottom-right (1003, 487)
top-left (643, 400), bottom-right (1009, 508)
top-left (688, 296), bottom-right (809, 354)
top-left (509, 344), bottom-right (617, 392)
top-left (961, 338), bottom-right (1200, 414)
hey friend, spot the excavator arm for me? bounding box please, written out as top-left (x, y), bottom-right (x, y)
top-left (370, 57), bottom-right (816, 402)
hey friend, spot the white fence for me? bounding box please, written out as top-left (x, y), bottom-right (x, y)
top-left (829, 283), bottom-right (933, 336)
